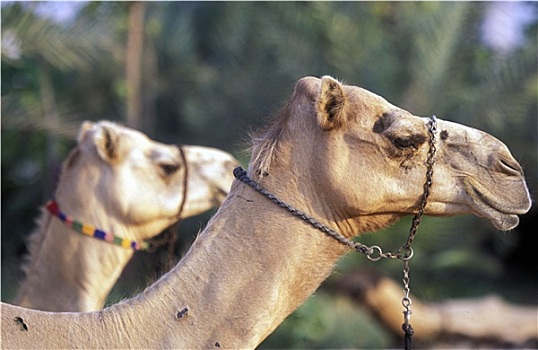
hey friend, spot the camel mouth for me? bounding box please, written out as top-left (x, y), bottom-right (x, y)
top-left (464, 179), bottom-right (529, 231)
top-left (211, 185), bottom-right (231, 206)
top-left (218, 185), bottom-right (231, 199)
top-left (211, 160), bottom-right (238, 205)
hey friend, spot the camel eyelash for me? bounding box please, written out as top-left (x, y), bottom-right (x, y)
top-left (390, 133), bottom-right (427, 150)
top-left (393, 137), bottom-right (414, 149)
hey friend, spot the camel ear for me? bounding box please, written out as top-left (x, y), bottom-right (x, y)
top-left (316, 76), bottom-right (346, 131)
top-left (77, 121), bottom-right (95, 143)
top-left (78, 121), bottom-right (121, 163)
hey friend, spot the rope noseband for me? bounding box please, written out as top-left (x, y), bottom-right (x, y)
top-left (145, 145), bottom-right (189, 256)
top-left (234, 115), bottom-right (437, 349)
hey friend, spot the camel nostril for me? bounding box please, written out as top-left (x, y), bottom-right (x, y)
top-left (498, 158), bottom-right (522, 176)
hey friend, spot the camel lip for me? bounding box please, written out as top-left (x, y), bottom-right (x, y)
top-left (218, 186), bottom-right (230, 198)
top-left (212, 185), bottom-right (231, 205)
top-left (464, 180), bottom-right (528, 231)
top-left (471, 185), bottom-right (527, 214)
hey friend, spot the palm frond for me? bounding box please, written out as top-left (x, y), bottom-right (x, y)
top-left (1, 3), bottom-right (116, 72)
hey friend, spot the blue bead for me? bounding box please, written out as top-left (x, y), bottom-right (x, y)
top-left (94, 229), bottom-right (106, 240)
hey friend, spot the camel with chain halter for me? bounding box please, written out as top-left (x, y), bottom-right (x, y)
top-left (2, 76), bottom-right (530, 349)
top-left (14, 121), bottom-right (238, 312)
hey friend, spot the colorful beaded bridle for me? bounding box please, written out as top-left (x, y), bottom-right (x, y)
top-left (47, 146), bottom-right (189, 252)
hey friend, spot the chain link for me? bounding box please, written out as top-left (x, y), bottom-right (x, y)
top-left (399, 115), bottom-right (436, 340)
top-left (402, 259), bottom-right (412, 316)
top-left (403, 115), bottom-right (437, 252)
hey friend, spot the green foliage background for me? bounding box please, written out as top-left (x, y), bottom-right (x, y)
top-left (2, 2), bottom-right (537, 348)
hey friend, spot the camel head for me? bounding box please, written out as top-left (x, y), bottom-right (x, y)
top-left (251, 76), bottom-right (531, 234)
top-left (55, 121), bottom-right (238, 241)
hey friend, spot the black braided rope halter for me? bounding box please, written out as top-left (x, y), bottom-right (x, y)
top-left (234, 115), bottom-right (438, 350)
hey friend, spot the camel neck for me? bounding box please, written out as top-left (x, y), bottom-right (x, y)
top-left (16, 208), bottom-right (134, 312)
top-left (107, 182), bottom-right (349, 348)
top-left (6, 177), bottom-right (378, 348)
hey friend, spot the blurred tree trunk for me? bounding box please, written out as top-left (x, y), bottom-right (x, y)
top-left (37, 59), bottom-right (60, 199)
top-left (142, 38), bottom-right (157, 135)
top-left (331, 271), bottom-right (538, 347)
top-left (125, 1), bottom-right (145, 129)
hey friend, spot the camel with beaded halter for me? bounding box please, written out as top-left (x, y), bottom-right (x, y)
top-left (2, 77), bottom-right (530, 348)
top-left (15, 121), bottom-right (238, 312)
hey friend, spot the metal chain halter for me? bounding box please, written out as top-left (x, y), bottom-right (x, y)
top-left (234, 115), bottom-right (437, 350)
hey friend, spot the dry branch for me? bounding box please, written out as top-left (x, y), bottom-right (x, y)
top-left (331, 271), bottom-right (537, 347)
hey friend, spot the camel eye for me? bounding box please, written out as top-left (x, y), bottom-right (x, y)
top-left (393, 137), bottom-right (413, 149)
top-left (160, 163), bottom-right (180, 176)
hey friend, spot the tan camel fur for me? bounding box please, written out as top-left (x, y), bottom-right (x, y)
top-left (1, 77), bottom-right (531, 349)
top-left (15, 121), bottom-right (238, 312)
